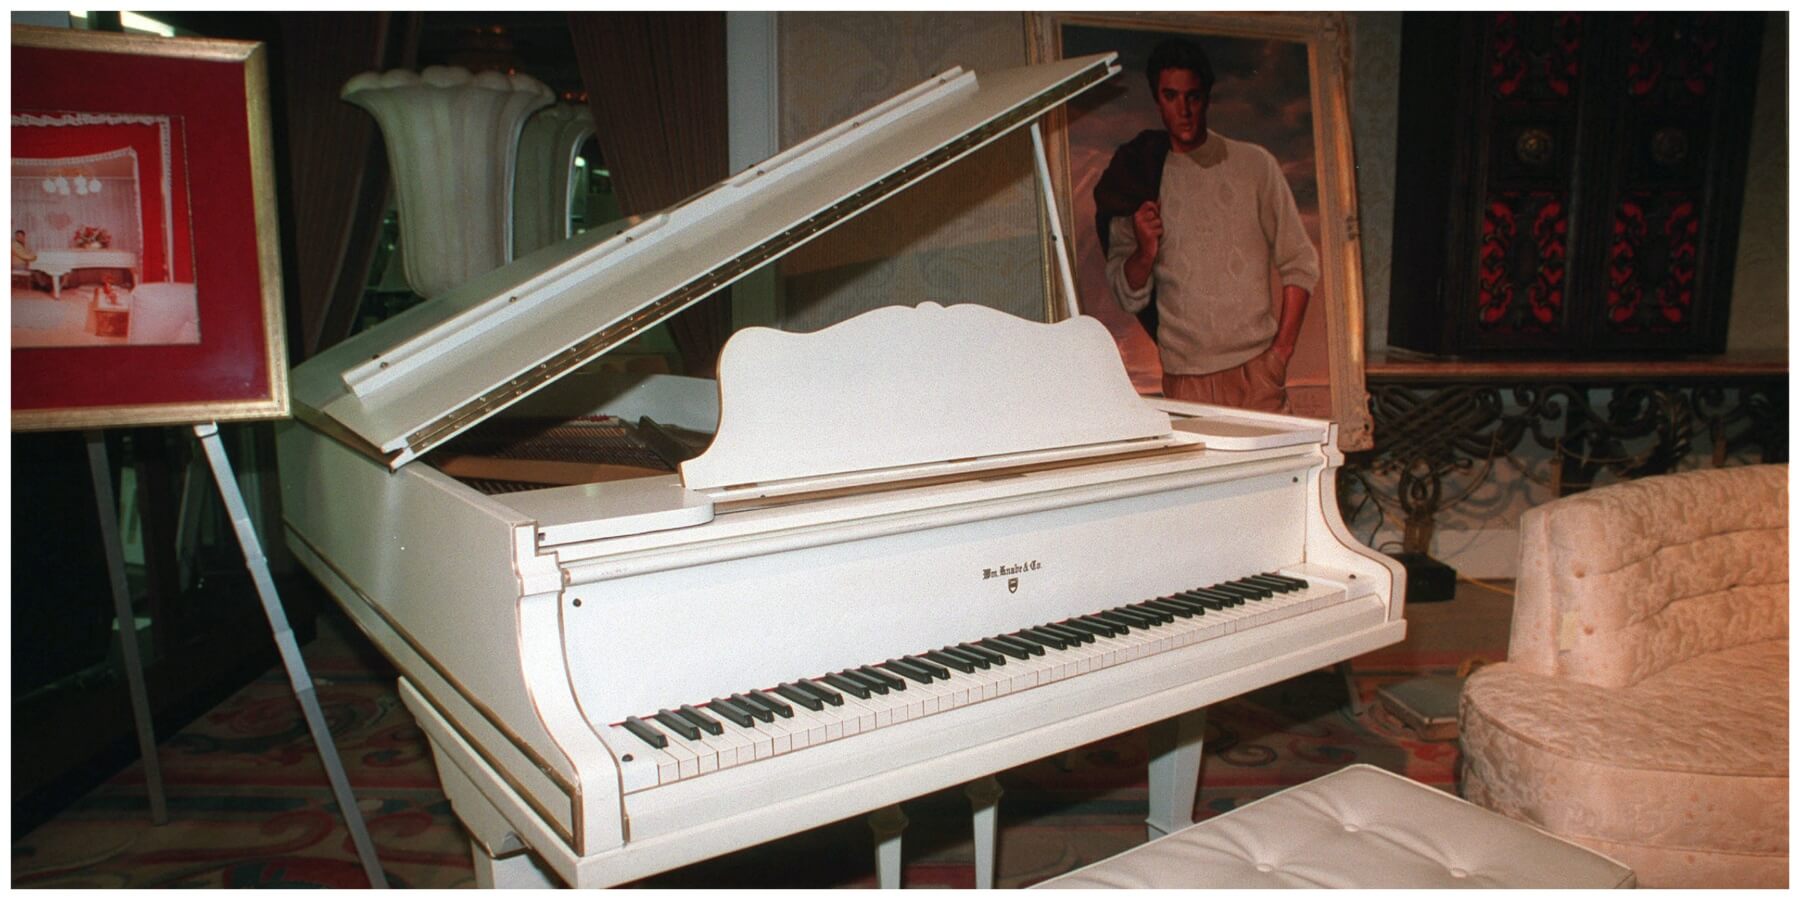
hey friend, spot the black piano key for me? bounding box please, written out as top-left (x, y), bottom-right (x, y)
top-left (730, 692), bottom-right (776, 722)
top-left (707, 697), bottom-right (757, 728)
top-left (923, 650), bottom-right (975, 674)
top-left (957, 642), bottom-right (1008, 666)
top-left (795, 680), bottom-right (844, 707)
top-left (848, 667), bottom-right (898, 692)
top-left (881, 658), bottom-right (937, 684)
top-left (1075, 615), bottom-right (1125, 636)
top-left (730, 693), bottom-right (776, 722)
top-left (677, 704), bottom-right (725, 736)
top-left (1140, 598), bottom-right (1195, 619)
top-left (1177, 589), bottom-right (1231, 609)
top-left (904, 655), bottom-right (952, 680)
top-left (1031, 624), bottom-right (1084, 646)
top-left (1259, 572), bottom-right (1311, 592)
top-left (1214, 581), bottom-right (1266, 601)
top-left (977, 637), bottom-right (1032, 661)
top-left (1243, 574), bottom-right (1296, 593)
top-left (1197, 585), bottom-right (1249, 605)
top-left (1039, 622), bottom-right (1093, 644)
top-left (1119, 605), bottom-right (1167, 626)
top-left (988, 634), bottom-right (1044, 657)
top-left (654, 709), bottom-right (702, 741)
top-left (1107, 606), bottom-right (1160, 627)
top-left (1064, 618), bottom-right (1118, 639)
top-left (1092, 610), bottom-right (1142, 631)
top-left (859, 666), bottom-right (908, 691)
top-left (745, 690), bottom-right (794, 718)
top-left (822, 672), bottom-right (872, 699)
top-left (1241, 577), bottom-right (1278, 597)
top-left (937, 645), bottom-right (991, 670)
top-left (837, 668), bottom-right (889, 695)
top-left (1156, 595), bottom-right (1208, 616)
top-left (1014, 629), bottom-right (1067, 651)
top-left (1130, 602), bottom-right (1175, 624)
top-left (774, 683), bottom-right (825, 711)
top-left (623, 715), bottom-right (669, 749)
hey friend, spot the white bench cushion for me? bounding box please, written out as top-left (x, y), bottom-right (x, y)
top-left (1031, 764), bottom-right (1634, 889)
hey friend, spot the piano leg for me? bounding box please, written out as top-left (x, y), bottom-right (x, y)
top-left (1145, 708), bottom-right (1207, 841)
top-left (965, 776), bottom-right (1004, 889)
top-left (1337, 660), bottom-right (1366, 716)
top-left (471, 842), bottom-right (559, 889)
top-left (869, 804), bottom-right (908, 888)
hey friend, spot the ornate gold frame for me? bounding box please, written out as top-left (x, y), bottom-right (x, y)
top-left (1026, 12), bottom-right (1372, 450)
top-left (11, 25), bottom-right (289, 432)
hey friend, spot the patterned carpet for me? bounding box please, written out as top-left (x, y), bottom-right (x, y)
top-left (12, 583), bottom-right (1507, 888)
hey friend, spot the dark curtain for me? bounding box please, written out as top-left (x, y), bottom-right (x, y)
top-left (568, 12), bottom-right (733, 377)
top-left (275, 12), bottom-right (418, 359)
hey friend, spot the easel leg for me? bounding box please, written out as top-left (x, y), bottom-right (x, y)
top-left (471, 840), bottom-right (559, 889)
top-left (195, 423), bottom-right (388, 888)
top-left (1145, 707), bottom-right (1206, 841)
top-left (85, 430), bottom-right (168, 825)
top-left (965, 776), bottom-right (1003, 889)
top-left (869, 804), bottom-right (908, 889)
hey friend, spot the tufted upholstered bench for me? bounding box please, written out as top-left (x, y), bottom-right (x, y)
top-left (1030, 764), bottom-right (1634, 888)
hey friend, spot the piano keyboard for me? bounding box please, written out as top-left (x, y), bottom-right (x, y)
top-left (608, 572), bottom-right (1346, 792)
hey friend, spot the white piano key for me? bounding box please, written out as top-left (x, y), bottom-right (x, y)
top-left (610, 725), bottom-right (679, 790)
top-left (698, 719), bottom-right (757, 769)
top-left (734, 719), bottom-right (776, 761)
top-left (657, 730), bottom-right (703, 779)
top-left (782, 701), bottom-right (835, 746)
top-left (963, 658), bottom-right (1012, 700)
top-left (833, 690), bottom-right (885, 734)
top-left (666, 730), bottom-right (718, 775)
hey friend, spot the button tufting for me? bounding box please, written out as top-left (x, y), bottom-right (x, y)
top-left (1255, 863), bottom-right (1274, 873)
top-left (1450, 868), bottom-right (1468, 879)
top-left (1342, 823), bottom-right (1359, 832)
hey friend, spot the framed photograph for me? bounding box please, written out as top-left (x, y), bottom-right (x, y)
top-left (1029, 12), bottom-right (1373, 450)
top-left (11, 25), bottom-right (287, 431)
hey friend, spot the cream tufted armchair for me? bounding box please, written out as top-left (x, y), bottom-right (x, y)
top-left (1459, 464), bottom-right (1788, 887)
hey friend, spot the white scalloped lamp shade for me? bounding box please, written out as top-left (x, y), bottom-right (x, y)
top-left (342, 66), bottom-right (554, 298)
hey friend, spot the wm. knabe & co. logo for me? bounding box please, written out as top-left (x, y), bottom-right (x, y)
top-left (982, 560), bottom-right (1042, 594)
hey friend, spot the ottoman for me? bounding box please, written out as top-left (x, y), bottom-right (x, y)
top-left (1031, 765), bottom-right (1635, 888)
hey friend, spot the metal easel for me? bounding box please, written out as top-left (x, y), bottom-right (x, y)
top-left (82, 423), bottom-right (389, 886)
top-left (192, 422), bottom-right (389, 888)
top-left (85, 430), bottom-right (168, 826)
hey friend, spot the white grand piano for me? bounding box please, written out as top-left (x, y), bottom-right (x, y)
top-left (278, 52), bottom-right (1406, 888)
top-left (30, 247), bottom-right (138, 299)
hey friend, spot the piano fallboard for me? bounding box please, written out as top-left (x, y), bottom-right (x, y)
top-left (558, 454), bottom-right (1320, 728)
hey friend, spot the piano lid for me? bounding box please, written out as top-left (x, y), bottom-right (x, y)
top-left (292, 52), bottom-right (1121, 469)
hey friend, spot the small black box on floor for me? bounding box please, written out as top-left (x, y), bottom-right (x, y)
top-left (1390, 552), bottom-right (1457, 603)
top-left (1377, 675), bottom-right (1464, 741)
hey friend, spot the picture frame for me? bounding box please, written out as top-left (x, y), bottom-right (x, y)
top-left (1028, 12), bottom-right (1373, 450)
top-left (11, 25), bottom-right (288, 431)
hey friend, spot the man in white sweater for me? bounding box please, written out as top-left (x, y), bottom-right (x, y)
top-left (1096, 38), bottom-right (1319, 412)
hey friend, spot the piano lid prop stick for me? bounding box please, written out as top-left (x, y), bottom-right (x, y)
top-left (1030, 121), bottom-right (1081, 323)
top-left (194, 423), bottom-right (389, 889)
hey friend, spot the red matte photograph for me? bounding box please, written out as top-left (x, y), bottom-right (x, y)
top-left (11, 25), bottom-right (287, 431)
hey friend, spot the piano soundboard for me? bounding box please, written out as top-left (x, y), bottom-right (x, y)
top-left (279, 51), bottom-right (1405, 888)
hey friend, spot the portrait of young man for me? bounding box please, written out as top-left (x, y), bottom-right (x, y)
top-left (1092, 36), bottom-right (1319, 414)
top-left (1051, 22), bottom-right (1339, 417)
